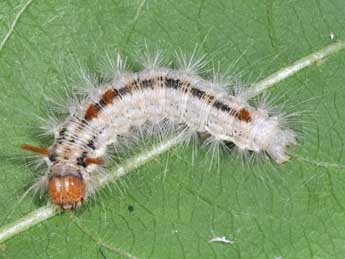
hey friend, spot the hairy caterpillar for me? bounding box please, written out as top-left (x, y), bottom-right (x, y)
top-left (21, 53), bottom-right (296, 210)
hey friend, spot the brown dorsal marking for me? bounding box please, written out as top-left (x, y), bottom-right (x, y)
top-left (101, 89), bottom-right (115, 105)
top-left (85, 157), bottom-right (104, 166)
top-left (84, 104), bottom-right (99, 120)
top-left (21, 144), bottom-right (49, 156)
top-left (238, 108), bottom-right (251, 122)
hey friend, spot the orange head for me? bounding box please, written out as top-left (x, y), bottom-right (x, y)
top-left (48, 164), bottom-right (86, 210)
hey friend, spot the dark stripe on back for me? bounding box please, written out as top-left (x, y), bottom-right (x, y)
top-left (119, 86), bottom-right (132, 96)
top-left (165, 78), bottom-right (181, 89)
top-left (141, 79), bottom-right (154, 89)
top-left (191, 87), bottom-right (205, 99)
top-left (83, 77), bottom-right (250, 123)
top-left (213, 100), bottom-right (233, 114)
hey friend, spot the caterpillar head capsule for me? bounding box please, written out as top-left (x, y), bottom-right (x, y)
top-left (48, 164), bottom-right (86, 210)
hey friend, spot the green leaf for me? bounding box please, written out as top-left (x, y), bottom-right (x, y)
top-left (1, 0), bottom-right (345, 258)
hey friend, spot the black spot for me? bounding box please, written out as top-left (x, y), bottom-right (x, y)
top-left (112, 88), bottom-right (120, 98)
top-left (213, 101), bottom-right (232, 113)
top-left (128, 205), bottom-right (134, 213)
top-left (165, 78), bottom-right (181, 89)
top-left (119, 86), bottom-right (131, 96)
top-left (94, 102), bottom-right (102, 111)
top-left (224, 141), bottom-right (236, 150)
top-left (76, 151), bottom-right (88, 167)
top-left (191, 87), bottom-right (205, 98)
top-left (48, 152), bottom-right (57, 162)
top-left (87, 140), bottom-right (96, 150)
top-left (99, 99), bottom-right (106, 107)
top-left (81, 119), bottom-right (88, 125)
top-left (59, 128), bottom-right (67, 136)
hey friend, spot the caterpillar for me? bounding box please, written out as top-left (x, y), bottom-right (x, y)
top-left (21, 53), bottom-right (297, 210)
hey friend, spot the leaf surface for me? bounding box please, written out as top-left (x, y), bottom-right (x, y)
top-left (0, 0), bottom-right (345, 258)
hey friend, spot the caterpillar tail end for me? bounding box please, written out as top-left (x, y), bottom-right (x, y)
top-left (267, 129), bottom-right (297, 164)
